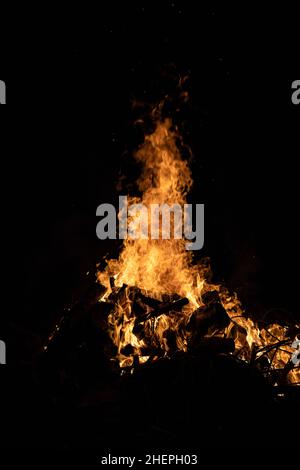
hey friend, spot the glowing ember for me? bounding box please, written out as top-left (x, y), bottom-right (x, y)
top-left (96, 114), bottom-right (300, 383)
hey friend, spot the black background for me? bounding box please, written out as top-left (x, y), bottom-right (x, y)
top-left (0, 1), bottom-right (299, 454)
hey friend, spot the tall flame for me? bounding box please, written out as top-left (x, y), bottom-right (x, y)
top-left (99, 119), bottom-right (200, 303)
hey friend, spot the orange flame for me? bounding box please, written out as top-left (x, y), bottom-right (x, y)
top-left (96, 117), bottom-right (300, 383)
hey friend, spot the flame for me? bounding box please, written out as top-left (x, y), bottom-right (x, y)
top-left (99, 120), bottom-right (199, 304)
top-left (96, 116), bottom-right (300, 383)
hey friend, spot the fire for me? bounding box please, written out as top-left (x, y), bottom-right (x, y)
top-left (99, 119), bottom-right (198, 303)
top-left (96, 116), bottom-right (300, 383)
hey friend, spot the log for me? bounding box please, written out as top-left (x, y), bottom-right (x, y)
top-left (131, 299), bottom-right (148, 318)
top-left (153, 297), bottom-right (189, 315)
top-left (136, 292), bottom-right (162, 309)
top-left (187, 300), bottom-right (230, 334)
top-left (107, 283), bottom-right (128, 302)
top-left (128, 287), bottom-right (182, 310)
top-left (136, 297), bottom-right (189, 323)
top-left (201, 290), bottom-right (220, 304)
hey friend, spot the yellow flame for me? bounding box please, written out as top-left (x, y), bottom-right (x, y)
top-left (96, 117), bottom-right (299, 383)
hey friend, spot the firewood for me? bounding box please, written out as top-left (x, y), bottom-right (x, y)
top-left (107, 283), bottom-right (128, 302)
top-left (109, 276), bottom-right (115, 289)
top-left (131, 299), bottom-right (148, 317)
top-left (201, 290), bottom-right (220, 304)
top-left (136, 292), bottom-right (162, 309)
top-left (136, 297), bottom-right (189, 323)
top-left (187, 301), bottom-right (230, 334)
top-left (154, 297), bottom-right (189, 315)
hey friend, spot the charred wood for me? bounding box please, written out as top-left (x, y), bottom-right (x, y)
top-left (136, 297), bottom-right (189, 323)
top-left (187, 299), bottom-right (230, 335)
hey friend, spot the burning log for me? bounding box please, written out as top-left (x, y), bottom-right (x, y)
top-left (187, 291), bottom-right (230, 335)
top-left (109, 276), bottom-right (115, 289)
top-left (132, 299), bottom-right (147, 317)
top-left (136, 297), bottom-right (189, 323)
top-left (128, 287), bottom-right (187, 312)
top-left (163, 329), bottom-right (179, 352)
top-left (107, 283), bottom-right (128, 302)
top-left (131, 290), bottom-right (162, 310)
top-left (152, 297), bottom-right (189, 315)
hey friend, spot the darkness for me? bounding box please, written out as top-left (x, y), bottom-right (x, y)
top-left (0, 1), bottom-right (299, 460)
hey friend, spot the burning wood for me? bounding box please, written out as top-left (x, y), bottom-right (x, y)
top-left (93, 114), bottom-right (300, 384)
top-left (38, 109), bottom-right (297, 387)
top-left (136, 296), bottom-right (189, 323)
top-left (187, 291), bottom-right (230, 335)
